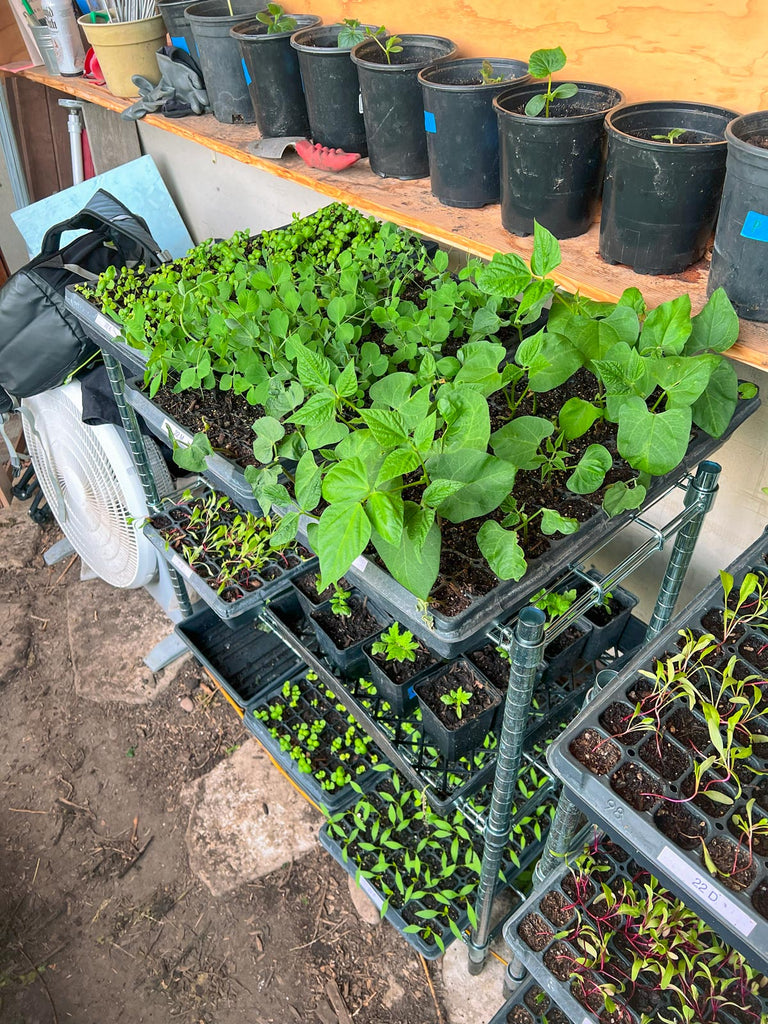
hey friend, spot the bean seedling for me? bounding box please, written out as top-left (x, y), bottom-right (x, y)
top-left (525, 46), bottom-right (578, 117)
top-left (480, 60), bottom-right (504, 84)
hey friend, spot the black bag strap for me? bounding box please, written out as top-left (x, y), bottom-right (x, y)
top-left (39, 189), bottom-right (168, 268)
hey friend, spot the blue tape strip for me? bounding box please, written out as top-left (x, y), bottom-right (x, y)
top-left (170, 35), bottom-right (190, 54)
top-left (242, 57), bottom-right (252, 86)
top-left (424, 110), bottom-right (436, 134)
top-left (740, 210), bottom-right (768, 242)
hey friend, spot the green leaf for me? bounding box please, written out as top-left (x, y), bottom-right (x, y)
top-left (304, 418), bottom-right (349, 451)
top-left (422, 478), bottom-right (465, 508)
top-left (413, 412), bottom-right (437, 454)
top-left (650, 353), bottom-right (721, 408)
top-left (490, 416), bottom-right (554, 469)
top-left (453, 342), bottom-right (506, 395)
top-left (375, 447), bottom-right (421, 485)
top-left (317, 503), bottom-right (371, 590)
top-left (289, 391), bottom-right (336, 427)
top-left (686, 287), bottom-right (739, 354)
top-left (327, 295), bottom-right (347, 326)
top-left (366, 491), bottom-right (404, 546)
top-left (540, 508), bottom-right (579, 535)
top-left (530, 220), bottom-right (561, 276)
top-left (294, 342), bottom-right (331, 389)
top-left (616, 397), bottom-right (692, 475)
top-left (559, 397), bottom-right (603, 439)
top-left (523, 93), bottom-right (547, 117)
top-left (294, 450), bottom-right (322, 511)
top-left (551, 81), bottom-right (578, 100)
top-left (476, 252), bottom-right (532, 299)
top-left (638, 294), bottom-right (692, 355)
top-left (367, 372), bottom-right (416, 410)
top-left (268, 308), bottom-right (289, 339)
top-left (172, 431), bottom-right (213, 472)
top-left (740, 381), bottom-right (758, 399)
top-left (602, 479), bottom-right (646, 516)
top-left (252, 415), bottom-right (284, 443)
top-left (424, 451), bottom-right (517, 522)
top-left (617, 286), bottom-right (647, 317)
top-left (566, 444), bottom-right (612, 494)
top-left (518, 331), bottom-right (583, 391)
top-left (371, 502), bottom-right (440, 600)
top-left (322, 457), bottom-right (370, 505)
top-left (335, 360), bottom-right (358, 398)
top-left (471, 306), bottom-right (502, 337)
top-left (476, 521), bottom-right (527, 581)
top-left (691, 359), bottom-right (738, 438)
top-left (438, 386), bottom-right (491, 451)
top-left (528, 46), bottom-right (567, 77)
top-left (269, 511), bottom-right (299, 548)
top-left (363, 408), bottom-right (409, 448)
top-left (568, 305), bottom-right (640, 363)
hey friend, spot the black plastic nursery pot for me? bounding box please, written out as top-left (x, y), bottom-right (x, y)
top-left (291, 23), bottom-right (371, 154)
top-left (309, 591), bottom-right (385, 676)
top-left (708, 111), bottom-right (768, 321)
top-left (351, 34), bottom-right (458, 180)
top-left (232, 14), bottom-right (320, 138)
top-left (158, 0), bottom-right (198, 57)
top-left (414, 658), bottom-right (502, 763)
top-left (362, 636), bottom-right (441, 716)
top-left (600, 101), bottom-right (738, 275)
top-left (418, 57), bottom-right (529, 208)
top-left (576, 571), bottom-right (639, 663)
top-left (494, 80), bottom-right (624, 238)
top-left (185, 0), bottom-right (266, 124)
top-left (541, 617), bottom-right (592, 684)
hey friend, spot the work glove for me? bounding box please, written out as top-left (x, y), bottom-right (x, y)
top-left (121, 47), bottom-right (209, 121)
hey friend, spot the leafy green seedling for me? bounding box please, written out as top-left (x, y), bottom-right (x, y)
top-left (652, 128), bottom-right (687, 143)
top-left (364, 25), bottom-right (403, 64)
top-left (371, 622), bottom-right (420, 663)
top-left (256, 2), bottom-right (297, 33)
top-left (126, 746), bottom-right (137, 758)
top-left (330, 584), bottom-right (352, 617)
top-left (440, 686), bottom-right (472, 720)
top-left (338, 17), bottom-right (367, 47)
top-left (480, 60), bottom-right (504, 84)
top-left (525, 46), bottom-right (578, 117)
top-left (532, 586), bottom-right (577, 623)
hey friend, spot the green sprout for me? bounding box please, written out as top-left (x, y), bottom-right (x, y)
top-left (440, 686), bottom-right (472, 720)
top-left (525, 46), bottom-right (578, 117)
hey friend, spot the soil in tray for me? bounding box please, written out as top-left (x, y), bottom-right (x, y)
top-left (569, 727), bottom-right (621, 775)
top-left (740, 633), bottom-right (768, 672)
top-left (368, 640), bottom-right (438, 684)
top-left (609, 762), bottom-right (658, 811)
top-left (467, 643), bottom-right (510, 690)
top-left (293, 570), bottom-right (350, 605)
top-left (416, 660), bottom-right (496, 730)
top-left (312, 597), bottom-right (381, 649)
top-left (517, 913), bottom-right (553, 952)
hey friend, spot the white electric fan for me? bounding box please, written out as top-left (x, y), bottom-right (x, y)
top-left (21, 380), bottom-right (175, 593)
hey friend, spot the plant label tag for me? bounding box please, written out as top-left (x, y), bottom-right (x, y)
top-left (358, 92), bottom-right (363, 114)
top-left (242, 57), bottom-right (252, 86)
top-left (171, 551), bottom-right (193, 578)
top-left (161, 418), bottom-right (192, 446)
top-left (424, 111), bottom-right (436, 133)
top-left (352, 555), bottom-right (368, 572)
top-left (740, 210), bottom-right (768, 241)
top-left (658, 846), bottom-right (757, 934)
top-left (94, 313), bottom-right (120, 338)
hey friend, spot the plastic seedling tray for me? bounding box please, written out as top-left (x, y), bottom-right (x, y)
top-left (244, 668), bottom-right (386, 814)
top-left (308, 590), bottom-right (386, 677)
top-left (487, 977), bottom-right (573, 1024)
top-left (318, 768), bottom-right (556, 959)
top-left (311, 394), bottom-right (758, 660)
top-left (175, 604), bottom-right (304, 710)
top-left (548, 527), bottom-right (768, 972)
top-left (576, 571), bottom-right (639, 664)
top-left (65, 284), bottom-right (149, 378)
top-left (143, 487), bottom-right (317, 624)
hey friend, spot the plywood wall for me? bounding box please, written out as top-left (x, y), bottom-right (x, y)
top-left (298, 0), bottom-right (768, 112)
top-left (0, 0), bottom-right (29, 64)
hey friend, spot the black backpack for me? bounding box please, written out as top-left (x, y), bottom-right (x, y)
top-left (0, 189), bottom-right (168, 412)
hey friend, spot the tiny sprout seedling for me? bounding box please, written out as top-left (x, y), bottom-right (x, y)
top-left (440, 685), bottom-right (472, 720)
top-left (256, 2), bottom-right (297, 33)
top-left (371, 622), bottom-right (420, 663)
top-left (330, 583), bottom-right (352, 617)
top-left (525, 46), bottom-right (578, 117)
top-left (480, 60), bottom-right (504, 84)
top-left (652, 127), bottom-right (687, 143)
top-left (337, 17), bottom-right (366, 48)
top-left (364, 25), bottom-right (403, 64)
top-left (532, 586), bottom-right (577, 624)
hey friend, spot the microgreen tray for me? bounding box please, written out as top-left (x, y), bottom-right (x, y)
top-left (503, 834), bottom-right (768, 1024)
top-left (175, 604), bottom-right (303, 710)
top-left (144, 486), bottom-right (317, 623)
top-left (548, 527), bottom-right (768, 973)
top-left (65, 284), bottom-right (149, 378)
top-left (318, 767), bottom-right (557, 959)
top-left (244, 668), bottom-right (387, 814)
top-left (262, 594), bottom-right (577, 814)
top-left (487, 977), bottom-right (574, 1024)
top-left (320, 396), bottom-right (759, 660)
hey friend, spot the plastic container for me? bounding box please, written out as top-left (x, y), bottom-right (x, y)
top-left (232, 14), bottom-right (320, 137)
top-left (486, 978), bottom-right (566, 1024)
top-left (297, 393), bottom-right (759, 660)
top-left (42, 0), bottom-right (84, 75)
top-left (548, 528), bottom-right (768, 973)
top-left (418, 57), bottom-right (529, 208)
top-left (362, 636), bottom-right (441, 716)
top-left (30, 23), bottom-right (60, 74)
top-left (351, 34), bottom-right (458, 179)
top-left (540, 617), bottom-right (592, 684)
top-left (309, 590), bottom-right (385, 676)
top-left (414, 658), bottom-right (502, 763)
top-left (185, 0), bottom-right (267, 124)
top-left (143, 486), bottom-right (317, 624)
top-left (708, 111), bottom-right (768, 321)
top-left (600, 101), bottom-right (738, 275)
top-left (576, 571), bottom-right (639, 663)
top-left (291, 23), bottom-right (371, 154)
top-left (64, 286), bottom-right (149, 378)
top-left (158, 0), bottom-right (198, 57)
top-left (79, 15), bottom-right (166, 97)
top-left (175, 602), bottom-right (303, 709)
top-left (494, 80), bottom-right (623, 238)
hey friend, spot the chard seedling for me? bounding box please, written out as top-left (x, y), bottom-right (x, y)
top-left (371, 622), bottom-right (420, 663)
top-left (440, 685), bottom-right (472, 720)
top-left (525, 46), bottom-right (578, 117)
top-left (364, 25), bottom-right (403, 64)
top-left (652, 127), bottom-right (687, 143)
top-left (256, 2), bottom-right (297, 33)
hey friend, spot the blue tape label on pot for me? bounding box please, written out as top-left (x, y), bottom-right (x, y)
top-left (740, 210), bottom-right (768, 241)
top-left (424, 111), bottom-right (436, 133)
top-left (170, 35), bottom-right (190, 54)
top-left (242, 57), bottom-right (252, 86)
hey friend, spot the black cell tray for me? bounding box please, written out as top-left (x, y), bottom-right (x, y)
top-left (548, 527), bottom-right (768, 973)
top-left (65, 285), bottom-right (149, 378)
top-left (487, 977), bottom-right (573, 1024)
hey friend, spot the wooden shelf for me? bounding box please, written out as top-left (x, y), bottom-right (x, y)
top-left (6, 65), bottom-right (768, 372)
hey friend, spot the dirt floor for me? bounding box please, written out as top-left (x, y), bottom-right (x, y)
top-left (0, 504), bottom-right (451, 1024)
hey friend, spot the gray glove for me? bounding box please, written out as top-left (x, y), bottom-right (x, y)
top-left (122, 74), bottom-right (175, 121)
top-left (121, 47), bottom-right (209, 121)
